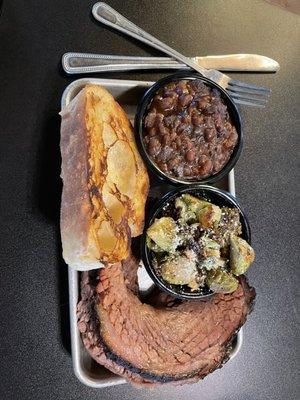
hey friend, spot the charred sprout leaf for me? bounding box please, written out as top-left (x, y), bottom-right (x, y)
top-left (206, 269), bottom-right (238, 294)
top-left (146, 217), bottom-right (179, 253)
top-left (197, 203), bottom-right (222, 228)
top-left (161, 251), bottom-right (199, 290)
top-left (230, 235), bottom-right (255, 276)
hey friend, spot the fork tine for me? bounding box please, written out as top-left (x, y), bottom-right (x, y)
top-left (228, 79), bottom-right (271, 93)
top-left (227, 90), bottom-right (268, 104)
top-left (233, 98), bottom-right (266, 108)
top-left (231, 96), bottom-right (266, 107)
top-left (227, 84), bottom-right (271, 97)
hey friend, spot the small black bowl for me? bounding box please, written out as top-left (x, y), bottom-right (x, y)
top-left (135, 71), bottom-right (242, 186)
top-left (141, 185), bottom-right (251, 300)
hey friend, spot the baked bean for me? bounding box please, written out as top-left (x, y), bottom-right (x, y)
top-left (158, 162), bottom-right (168, 172)
top-left (162, 135), bottom-right (170, 146)
top-left (158, 96), bottom-right (175, 111)
top-left (192, 113), bottom-right (204, 126)
top-left (144, 112), bottom-right (156, 128)
top-left (202, 159), bottom-right (213, 175)
top-left (204, 128), bottom-right (216, 142)
top-left (198, 154), bottom-right (208, 165)
top-left (143, 79), bottom-right (238, 180)
top-left (186, 150), bottom-right (195, 162)
top-left (158, 122), bottom-right (168, 136)
top-left (147, 127), bottom-right (157, 137)
top-left (178, 94), bottom-right (193, 108)
top-left (176, 137), bottom-right (182, 147)
top-left (170, 132), bottom-right (177, 141)
top-left (183, 166), bottom-right (191, 176)
top-left (167, 157), bottom-right (179, 170)
top-left (148, 137), bottom-right (161, 156)
top-left (197, 98), bottom-right (207, 109)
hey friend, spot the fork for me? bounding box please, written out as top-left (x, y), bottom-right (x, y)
top-left (92, 2), bottom-right (270, 108)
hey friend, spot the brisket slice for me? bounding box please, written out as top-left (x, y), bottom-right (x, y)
top-left (77, 256), bottom-right (255, 387)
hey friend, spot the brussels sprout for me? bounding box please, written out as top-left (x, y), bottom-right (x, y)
top-left (230, 235), bottom-right (255, 276)
top-left (197, 203), bottom-right (222, 228)
top-left (160, 251), bottom-right (199, 290)
top-left (198, 237), bottom-right (225, 270)
top-left (175, 194), bottom-right (212, 224)
top-left (206, 269), bottom-right (238, 294)
top-left (146, 217), bottom-right (179, 253)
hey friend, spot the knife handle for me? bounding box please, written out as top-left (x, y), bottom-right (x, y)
top-left (62, 53), bottom-right (188, 74)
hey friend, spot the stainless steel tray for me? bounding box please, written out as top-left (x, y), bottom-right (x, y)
top-left (61, 77), bottom-right (242, 389)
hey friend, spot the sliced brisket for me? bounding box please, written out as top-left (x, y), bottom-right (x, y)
top-left (77, 256), bottom-right (255, 386)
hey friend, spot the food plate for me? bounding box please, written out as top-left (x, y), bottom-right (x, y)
top-left (61, 78), bottom-right (242, 388)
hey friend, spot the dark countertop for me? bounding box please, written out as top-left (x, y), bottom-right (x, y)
top-left (0, 1), bottom-right (299, 399)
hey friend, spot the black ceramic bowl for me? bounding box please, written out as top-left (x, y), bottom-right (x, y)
top-left (141, 185), bottom-right (251, 300)
top-left (135, 71), bottom-right (242, 185)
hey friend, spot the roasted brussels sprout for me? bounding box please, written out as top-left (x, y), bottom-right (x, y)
top-left (230, 235), bottom-right (255, 275)
top-left (206, 269), bottom-right (238, 294)
top-left (175, 194), bottom-right (210, 223)
top-left (180, 194), bottom-right (210, 213)
top-left (198, 237), bottom-right (225, 270)
top-left (175, 194), bottom-right (221, 228)
top-left (175, 194), bottom-right (200, 224)
top-left (197, 203), bottom-right (222, 228)
top-left (160, 250), bottom-right (199, 290)
top-left (146, 217), bottom-right (179, 253)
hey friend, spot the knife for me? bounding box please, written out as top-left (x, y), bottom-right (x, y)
top-left (62, 53), bottom-right (279, 74)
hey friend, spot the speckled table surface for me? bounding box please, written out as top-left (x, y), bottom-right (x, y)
top-left (0, 1), bottom-right (299, 399)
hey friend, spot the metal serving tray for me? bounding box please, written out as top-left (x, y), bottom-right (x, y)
top-left (61, 78), bottom-right (242, 389)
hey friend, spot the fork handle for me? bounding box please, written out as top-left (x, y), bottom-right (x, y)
top-left (92, 2), bottom-right (208, 76)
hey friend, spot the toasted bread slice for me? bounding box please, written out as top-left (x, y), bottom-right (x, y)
top-left (60, 85), bottom-right (149, 270)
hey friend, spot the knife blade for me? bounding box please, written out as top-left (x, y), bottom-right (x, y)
top-left (193, 54), bottom-right (279, 72)
top-left (62, 53), bottom-right (279, 74)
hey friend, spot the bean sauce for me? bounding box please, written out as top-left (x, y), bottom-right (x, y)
top-left (143, 79), bottom-right (238, 180)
